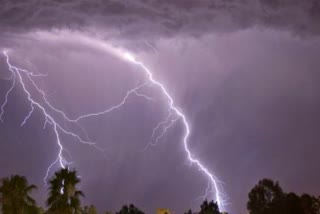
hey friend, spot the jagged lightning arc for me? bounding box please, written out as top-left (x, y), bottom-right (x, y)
top-left (1, 44), bottom-right (226, 210)
top-left (121, 52), bottom-right (226, 210)
top-left (1, 50), bottom-right (151, 182)
top-left (1, 50), bottom-right (102, 182)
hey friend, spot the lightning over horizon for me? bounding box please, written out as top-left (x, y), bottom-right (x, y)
top-left (1, 41), bottom-right (226, 210)
top-left (0, 1), bottom-right (319, 213)
top-left (121, 52), bottom-right (226, 210)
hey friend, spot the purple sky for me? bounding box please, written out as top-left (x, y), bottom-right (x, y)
top-left (0, 1), bottom-right (320, 213)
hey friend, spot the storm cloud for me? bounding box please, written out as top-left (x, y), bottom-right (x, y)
top-left (0, 0), bottom-right (320, 39)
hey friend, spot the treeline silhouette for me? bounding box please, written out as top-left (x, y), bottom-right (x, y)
top-left (0, 168), bottom-right (319, 214)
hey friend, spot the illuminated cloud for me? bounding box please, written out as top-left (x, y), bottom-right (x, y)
top-left (0, 0), bottom-right (319, 38)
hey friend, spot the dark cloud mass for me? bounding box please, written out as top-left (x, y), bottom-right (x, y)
top-left (0, 0), bottom-right (320, 38)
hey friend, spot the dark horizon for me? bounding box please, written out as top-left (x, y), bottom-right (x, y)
top-left (1, 170), bottom-right (319, 214)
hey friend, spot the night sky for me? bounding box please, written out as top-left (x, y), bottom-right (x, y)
top-left (0, 1), bottom-right (320, 213)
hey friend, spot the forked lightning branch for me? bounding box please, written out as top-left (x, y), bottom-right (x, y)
top-left (0, 40), bottom-right (226, 210)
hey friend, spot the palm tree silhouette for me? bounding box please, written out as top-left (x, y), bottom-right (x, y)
top-left (0, 175), bottom-right (37, 214)
top-left (46, 168), bottom-right (84, 214)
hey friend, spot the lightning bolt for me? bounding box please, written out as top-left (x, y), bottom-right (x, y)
top-left (1, 50), bottom-right (153, 183)
top-left (1, 41), bottom-right (227, 211)
top-left (121, 52), bottom-right (226, 210)
top-left (1, 51), bottom-right (101, 183)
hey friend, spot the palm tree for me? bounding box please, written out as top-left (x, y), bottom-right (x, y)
top-left (46, 168), bottom-right (84, 214)
top-left (0, 175), bottom-right (37, 214)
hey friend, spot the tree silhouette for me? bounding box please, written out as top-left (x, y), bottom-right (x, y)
top-left (116, 204), bottom-right (145, 214)
top-left (3, 171), bottom-right (320, 214)
top-left (46, 168), bottom-right (84, 214)
top-left (247, 178), bottom-right (320, 214)
top-left (283, 192), bottom-right (302, 214)
top-left (247, 179), bottom-right (285, 214)
top-left (284, 193), bottom-right (320, 214)
top-left (199, 200), bottom-right (221, 214)
top-left (299, 194), bottom-right (320, 214)
top-left (0, 175), bottom-right (38, 214)
top-left (185, 200), bottom-right (224, 214)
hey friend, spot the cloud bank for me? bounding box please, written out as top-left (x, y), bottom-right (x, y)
top-left (0, 0), bottom-right (319, 39)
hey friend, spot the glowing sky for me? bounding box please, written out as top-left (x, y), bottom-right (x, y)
top-left (0, 1), bottom-right (320, 213)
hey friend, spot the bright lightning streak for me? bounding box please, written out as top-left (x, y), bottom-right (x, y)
top-left (1, 50), bottom-right (153, 184)
top-left (2, 51), bottom-right (99, 183)
top-left (72, 82), bottom-right (151, 122)
top-left (141, 110), bottom-right (179, 151)
top-left (1, 41), bottom-right (227, 210)
top-left (0, 69), bottom-right (16, 122)
top-left (121, 52), bottom-right (226, 210)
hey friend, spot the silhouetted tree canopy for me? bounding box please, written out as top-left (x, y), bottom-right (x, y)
top-left (247, 178), bottom-right (284, 214)
top-left (1, 170), bottom-right (319, 213)
top-left (247, 178), bottom-right (320, 214)
top-left (46, 168), bottom-right (84, 214)
top-left (199, 200), bottom-right (221, 214)
top-left (185, 200), bottom-right (226, 214)
top-left (116, 204), bottom-right (145, 214)
top-left (0, 175), bottom-right (39, 214)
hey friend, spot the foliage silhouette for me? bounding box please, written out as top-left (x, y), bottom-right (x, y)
top-left (247, 178), bottom-right (320, 214)
top-left (116, 204), bottom-right (145, 214)
top-left (199, 200), bottom-right (221, 214)
top-left (0, 175), bottom-right (39, 214)
top-left (46, 168), bottom-right (84, 214)
top-left (185, 200), bottom-right (225, 214)
top-left (247, 178), bottom-right (284, 214)
top-left (1, 171), bottom-right (319, 213)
